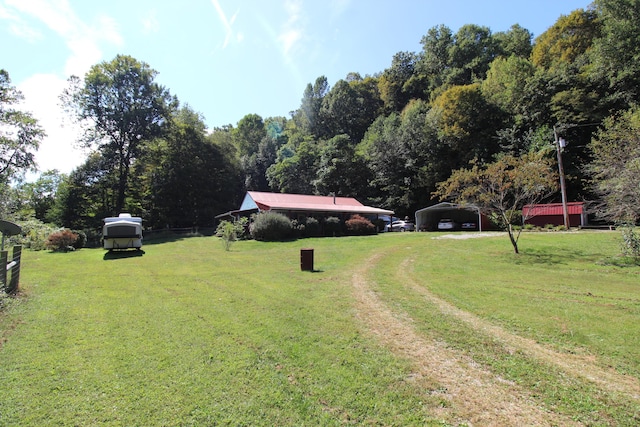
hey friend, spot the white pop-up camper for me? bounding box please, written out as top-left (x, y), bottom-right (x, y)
top-left (103, 213), bottom-right (143, 250)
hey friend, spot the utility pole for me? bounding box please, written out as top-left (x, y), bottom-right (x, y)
top-left (554, 126), bottom-right (570, 229)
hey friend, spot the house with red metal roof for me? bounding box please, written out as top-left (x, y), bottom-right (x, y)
top-left (522, 202), bottom-right (587, 228)
top-left (234, 191), bottom-right (394, 220)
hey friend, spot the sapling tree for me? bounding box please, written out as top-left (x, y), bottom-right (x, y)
top-left (216, 218), bottom-right (247, 251)
top-left (434, 151), bottom-right (558, 253)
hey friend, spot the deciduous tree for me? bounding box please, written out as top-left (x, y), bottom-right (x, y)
top-left (0, 70), bottom-right (44, 186)
top-left (142, 106), bottom-right (243, 228)
top-left (587, 107), bottom-right (640, 224)
top-left (61, 55), bottom-right (176, 215)
top-left (434, 152), bottom-right (558, 253)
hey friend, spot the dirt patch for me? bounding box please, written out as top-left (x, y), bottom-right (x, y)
top-left (433, 232), bottom-right (505, 240)
top-left (352, 253), bottom-right (581, 426)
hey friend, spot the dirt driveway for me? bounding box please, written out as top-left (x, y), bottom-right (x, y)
top-left (351, 252), bottom-right (640, 426)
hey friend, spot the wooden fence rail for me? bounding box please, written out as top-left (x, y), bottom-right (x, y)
top-left (1, 245), bottom-right (22, 294)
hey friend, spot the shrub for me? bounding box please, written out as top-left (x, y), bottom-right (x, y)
top-left (304, 217), bottom-right (321, 237)
top-left (250, 212), bottom-right (294, 241)
top-left (324, 216), bottom-right (342, 236)
top-left (7, 219), bottom-right (57, 251)
top-left (291, 219), bottom-right (304, 239)
top-left (46, 229), bottom-right (79, 252)
top-left (620, 225), bottom-right (640, 258)
top-left (345, 214), bottom-right (376, 235)
top-left (372, 218), bottom-right (386, 233)
top-left (216, 218), bottom-right (248, 251)
top-left (72, 230), bottom-right (87, 249)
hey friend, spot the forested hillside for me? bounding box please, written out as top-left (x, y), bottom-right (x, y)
top-left (3, 0), bottom-right (640, 232)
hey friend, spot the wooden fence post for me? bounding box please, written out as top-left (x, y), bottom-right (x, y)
top-left (0, 250), bottom-right (7, 292)
top-left (7, 245), bottom-right (22, 293)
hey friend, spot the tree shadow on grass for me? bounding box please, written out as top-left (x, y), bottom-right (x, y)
top-left (103, 249), bottom-right (145, 260)
top-left (514, 248), bottom-right (589, 266)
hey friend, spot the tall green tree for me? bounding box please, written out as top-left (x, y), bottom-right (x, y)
top-left (378, 51), bottom-right (421, 112)
top-left (266, 138), bottom-right (319, 194)
top-left (320, 76), bottom-right (383, 142)
top-left (295, 76), bottom-right (329, 138)
top-left (493, 24), bottom-right (533, 58)
top-left (233, 113), bottom-right (266, 157)
top-left (447, 24), bottom-right (498, 86)
top-left (142, 107), bottom-right (243, 228)
top-left (418, 25), bottom-right (454, 94)
top-left (592, 0), bottom-right (640, 107)
top-left (482, 56), bottom-right (536, 118)
top-left (61, 55), bottom-right (177, 215)
top-left (314, 134), bottom-right (371, 198)
top-left (0, 70), bottom-right (44, 186)
top-left (13, 170), bottom-right (63, 223)
top-left (430, 83), bottom-right (502, 164)
top-left (50, 153), bottom-right (117, 230)
top-left (531, 9), bottom-right (600, 70)
top-left (359, 100), bottom-right (446, 214)
top-left (481, 56), bottom-right (537, 153)
top-left (587, 107), bottom-right (640, 224)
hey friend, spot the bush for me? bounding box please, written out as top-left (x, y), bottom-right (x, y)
top-left (304, 217), bottom-right (321, 237)
top-left (372, 218), bottom-right (386, 233)
top-left (72, 230), bottom-right (87, 249)
top-left (291, 219), bottom-right (304, 239)
top-left (620, 225), bottom-right (640, 258)
top-left (250, 212), bottom-right (294, 241)
top-left (46, 229), bottom-right (79, 252)
top-left (7, 219), bottom-right (57, 251)
top-left (216, 218), bottom-right (248, 251)
top-left (345, 214), bottom-right (376, 235)
top-left (324, 216), bottom-right (342, 236)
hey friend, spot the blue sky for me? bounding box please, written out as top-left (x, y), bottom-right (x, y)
top-left (1, 0), bottom-right (590, 174)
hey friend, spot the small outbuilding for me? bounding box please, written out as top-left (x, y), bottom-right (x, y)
top-left (522, 202), bottom-right (587, 228)
top-left (414, 202), bottom-right (489, 231)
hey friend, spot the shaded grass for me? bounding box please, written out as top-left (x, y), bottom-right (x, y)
top-left (1, 231), bottom-right (639, 425)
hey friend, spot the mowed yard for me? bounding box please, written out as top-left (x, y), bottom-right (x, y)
top-left (1, 231), bottom-right (639, 425)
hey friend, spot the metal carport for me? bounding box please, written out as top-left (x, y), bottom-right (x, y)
top-left (414, 202), bottom-right (483, 232)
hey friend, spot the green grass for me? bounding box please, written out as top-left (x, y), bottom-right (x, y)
top-left (1, 231), bottom-right (639, 425)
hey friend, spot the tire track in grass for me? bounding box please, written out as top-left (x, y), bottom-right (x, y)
top-left (352, 253), bottom-right (580, 426)
top-left (398, 257), bottom-right (640, 401)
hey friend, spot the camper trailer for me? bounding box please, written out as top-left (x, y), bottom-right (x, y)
top-left (103, 213), bottom-right (143, 250)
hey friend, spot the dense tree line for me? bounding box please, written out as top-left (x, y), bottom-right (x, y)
top-left (3, 0), bottom-right (640, 233)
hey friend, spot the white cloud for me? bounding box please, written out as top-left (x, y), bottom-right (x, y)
top-left (329, 0), bottom-right (351, 20)
top-left (278, 29), bottom-right (302, 56)
top-left (142, 9), bottom-right (160, 35)
top-left (4, 0), bottom-right (123, 78)
top-left (1, 0), bottom-right (125, 176)
top-left (211, 0), bottom-right (239, 49)
top-left (18, 74), bottom-right (86, 174)
top-left (0, 3), bottom-right (42, 42)
top-left (279, 0), bottom-right (304, 58)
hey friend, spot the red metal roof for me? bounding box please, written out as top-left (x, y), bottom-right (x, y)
top-left (245, 191), bottom-right (394, 215)
top-left (523, 202), bottom-right (584, 217)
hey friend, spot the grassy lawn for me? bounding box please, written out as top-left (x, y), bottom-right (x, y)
top-left (1, 231), bottom-right (639, 425)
